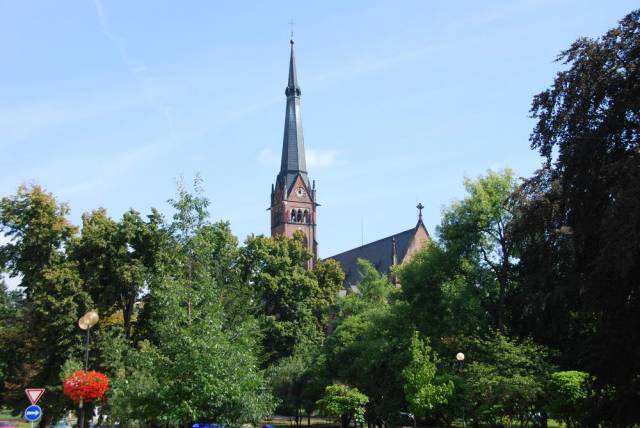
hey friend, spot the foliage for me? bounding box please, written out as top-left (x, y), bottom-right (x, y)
top-left (134, 278), bottom-right (274, 425)
top-left (316, 384), bottom-right (368, 428)
top-left (400, 243), bottom-right (485, 343)
top-left (0, 282), bottom-right (24, 408)
top-left (547, 371), bottom-right (590, 428)
top-left (462, 333), bottom-right (552, 427)
top-left (241, 232), bottom-right (342, 365)
top-left (438, 169), bottom-right (519, 332)
top-left (403, 332), bottom-right (454, 418)
top-left (106, 179), bottom-right (275, 426)
top-left (267, 340), bottom-right (321, 427)
top-left (0, 185), bottom-right (92, 425)
top-left (72, 208), bottom-right (166, 340)
top-left (323, 273), bottom-right (412, 426)
top-left (512, 9), bottom-right (640, 424)
top-left (338, 259), bottom-right (396, 318)
top-left (311, 258), bottom-right (345, 327)
top-left (63, 371), bottom-right (109, 402)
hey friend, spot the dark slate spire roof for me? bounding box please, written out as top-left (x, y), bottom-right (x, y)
top-left (277, 40), bottom-right (310, 192)
top-left (328, 222), bottom-right (429, 287)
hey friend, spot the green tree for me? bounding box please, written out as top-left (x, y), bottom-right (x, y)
top-left (403, 332), bottom-right (454, 419)
top-left (0, 281), bottom-right (24, 408)
top-left (323, 266), bottom-right (412, 426)
top-left (0, 185), bottom-right (92, 426)
top-left (338, 259), bottom-right (396, 318)
top-left (317, 384), bottom-right (368, 428)
top-left (72, 208), bottom-right (166, 340)
top-left (107, 179), bottom-right (275, 426)
top-left (400, 243), bottom-right (485, 343)
top-left (462, 333), bottom-right (552, 428)
top-left (133, 277), bottom-right (274, 425)
top-left (512, 10), bottom-right (640, 424)
top-left (438, 169), bottom-right (519, 332)
top-left (241, 232), bottom-right (342, 365)
top-left (547, 371), bottom-right (590, 428)
top-left (267, 340), bottom-right (321, 427)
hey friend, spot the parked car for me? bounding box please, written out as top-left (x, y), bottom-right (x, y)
top-left (0, 421), bottom-right (18, 428)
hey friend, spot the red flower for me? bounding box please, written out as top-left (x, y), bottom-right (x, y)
top-left (63, 370), bottom-right (109, 402)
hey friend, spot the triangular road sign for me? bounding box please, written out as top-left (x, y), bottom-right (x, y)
top-left (25, 389), bottom-right (45, 405)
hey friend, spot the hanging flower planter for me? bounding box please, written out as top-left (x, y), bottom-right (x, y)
top-left (63, 370), bottom-right (109, 402)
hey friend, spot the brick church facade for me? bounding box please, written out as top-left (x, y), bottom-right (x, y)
top-left (270, 39), bottom-right (429, 284)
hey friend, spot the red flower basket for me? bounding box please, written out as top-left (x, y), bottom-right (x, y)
top-left (63, 370), bottom-right (109, 402)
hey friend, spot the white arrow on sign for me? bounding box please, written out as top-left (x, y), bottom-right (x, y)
top-left (25, 389), bottom-right (45, 405)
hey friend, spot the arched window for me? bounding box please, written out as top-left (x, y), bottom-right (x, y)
top-left (303, 210), bottom-right (309, 223)
top-left (290, 210), bottom-right (296, 222)
top-left (296, 209), bottom-right (302, 222)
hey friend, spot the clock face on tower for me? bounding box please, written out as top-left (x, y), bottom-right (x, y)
top-left (295, 186), bottom-right (306, 198)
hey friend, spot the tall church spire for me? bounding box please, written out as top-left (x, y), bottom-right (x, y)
top-left (270, 39), bottom-right (318, 265)
top-left (278, 39), bottom-right (309, 192)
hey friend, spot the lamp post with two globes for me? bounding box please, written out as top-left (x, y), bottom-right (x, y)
top-left (77, 310), bottom-right (99, 428)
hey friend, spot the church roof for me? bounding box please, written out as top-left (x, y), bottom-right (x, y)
top-left (327, 222), bottom-right (427, 287)
top-left (278, 40), bottom-right (310, 192)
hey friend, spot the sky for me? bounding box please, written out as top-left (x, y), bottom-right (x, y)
top-left (1, 1), bottom-right (637, 288)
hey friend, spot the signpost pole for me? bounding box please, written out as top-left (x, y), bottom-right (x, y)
top-left (78, 397), bottom-right (84, 428)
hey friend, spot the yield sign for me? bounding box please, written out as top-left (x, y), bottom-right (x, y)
top-left (25, 389), bottom-right (45, 405)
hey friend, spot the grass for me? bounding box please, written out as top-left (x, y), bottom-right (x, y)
top-left (0, 409), bottom-right (30, 428)
top-left (262, 418), bottom-right (336, 427)
top-left (451, 420), bottom-right (562, 428)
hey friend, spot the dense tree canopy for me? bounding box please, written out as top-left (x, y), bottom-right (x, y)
top-left (0, 186), bottom-right (92, 426)
top-left (512, 9), bottom-right (640, 424)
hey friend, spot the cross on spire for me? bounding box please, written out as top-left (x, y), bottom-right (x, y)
top-left (288, 19), bottom-right (295, 42)
top-left (417, 203), bottom-right (424, 222)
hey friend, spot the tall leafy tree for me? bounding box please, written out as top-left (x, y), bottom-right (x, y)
top-left (0, 185), bottom-right (92, 426)
top-left (512, 10), bottom-right (640, 424)
top-left (241, 232), bottom-right (343, 365)
top-left (400, 242), bottom-right (485, 343)
top-left (438, 169), bottom-right (519, 332)
top-left (323, 262), bottom-right (412, 426)
top-left (72, 208), bottom-right (166, 340)
top-left (107, 178), bottom-right (275, 426)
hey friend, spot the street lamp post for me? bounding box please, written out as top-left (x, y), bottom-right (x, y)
top-left (77, 310), bottom-right (99, 428)
top-left (455, 352), bottom-right (465, 427)
top-left (399, 412), bottom-right (415, 428)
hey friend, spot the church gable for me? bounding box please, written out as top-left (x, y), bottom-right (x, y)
top-left (286, 174), bottom-right (313, 203)
top-left (401, 222), bottom-right (430, 263)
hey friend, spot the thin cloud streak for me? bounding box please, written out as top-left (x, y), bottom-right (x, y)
top-left (92, 0), bottom-right (175, 139)
top-left (307, 149), bottom-right (337, 169)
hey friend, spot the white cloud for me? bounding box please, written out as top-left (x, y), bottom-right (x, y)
top-left (258, 148), bottom-right (278, 166)
top-left (307, 149), bottom-right (337, 169)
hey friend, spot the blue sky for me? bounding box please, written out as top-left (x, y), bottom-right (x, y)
top-left (1, 1), bottom-right (637, 280)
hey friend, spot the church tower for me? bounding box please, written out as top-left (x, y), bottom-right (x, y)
top-left (270, 39), bottom-right (318, 263)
